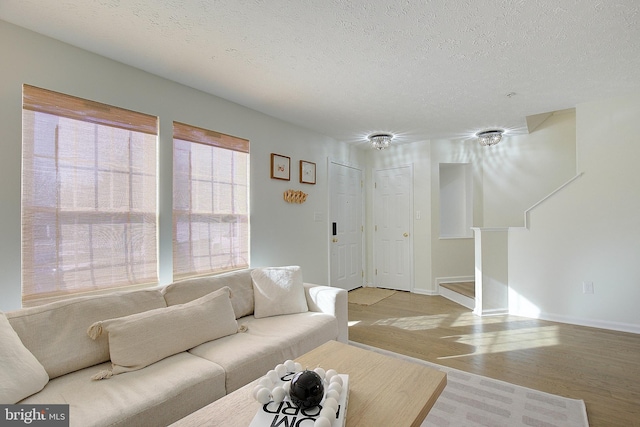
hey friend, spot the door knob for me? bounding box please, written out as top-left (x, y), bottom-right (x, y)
top-left (332, 238), bottom-right (339, 243)
top-left (403, 233), bottom-right (409, 237)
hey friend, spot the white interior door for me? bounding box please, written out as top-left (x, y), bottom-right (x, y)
top-left (374, 165), bottom-right (413, 291)
top-left (329, 161), bottom-right (363, 291)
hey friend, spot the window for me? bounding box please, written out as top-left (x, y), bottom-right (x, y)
top-left (22, 85), bottom-right (158, 304)
top-left (172, 122), bottom-right (249, 280)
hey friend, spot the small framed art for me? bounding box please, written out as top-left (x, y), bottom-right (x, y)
top-left (270, 153), bottom-right (291, 180)
top-left (300, 160), bottom-right (316, 184)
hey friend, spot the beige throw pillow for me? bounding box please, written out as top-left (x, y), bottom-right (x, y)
top-left (88, 287), bottom-right (238, 379)
top-left (251, 266), bottom-right (308, 319)
top-left (0, 312), bottom-right (49, 403)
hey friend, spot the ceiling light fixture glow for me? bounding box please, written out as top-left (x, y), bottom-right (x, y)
top-left (476, 129), bottom-right (504, 147)
top-left (368, 133), bottom-right (393, 150)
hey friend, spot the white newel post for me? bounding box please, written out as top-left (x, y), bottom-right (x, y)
top-left (472, 228), bottom-right (509, 316)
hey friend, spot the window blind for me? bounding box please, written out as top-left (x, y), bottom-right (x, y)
top-left (22, 85), bottom-right (158, 304)
top-left (173, 122), bottom-right (249, 280)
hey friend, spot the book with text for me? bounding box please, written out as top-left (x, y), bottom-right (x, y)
top-left (249, 374), bottom-right (349, 427)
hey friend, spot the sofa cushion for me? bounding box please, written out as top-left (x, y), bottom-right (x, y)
top-left (0, 312), bottom-right (49, 403)
top-left (21, 352), bottom-right (226, 427)
top-left (251, 266), bottom-right (308, 318)
top-left (6, 289), bottom-right (167, 379)
top-left (163, 269), bottom-right (254, 319)
top-left (189, 311), bottom-right (338, 393)
top-left (89, 287), bottom-right (238, 378)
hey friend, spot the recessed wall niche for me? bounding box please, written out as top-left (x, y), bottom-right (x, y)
top-left (439, 163), bottom-right (473, 238)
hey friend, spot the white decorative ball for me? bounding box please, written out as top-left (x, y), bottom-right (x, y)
top-left (326, 389), bottom-right (340, 401)
top-left (275, 364), bottom-right (287, 376)
top-left (324, 397), bottom-right (338, 412)
top-left (294, 362), bottom-right (303, 372)
top-left (256, 387), bottom-right (271, 404)
top-left (330, 375), bottom-right (343, 387)
top-left (271, 386), bottom-right (286, 403)
top-left (252, 385), bottom-right (264, 400)
top-left (282, 381), bottom-right (291, 394)
top-left (313, 367), bottom-right (326, 379)
top-left (328, 382), bottom-right (342, 395)
top-left (266, 370), bottom-right (279, 383)
top-left (314, 417), bottom-right (331, 427)
top-left (284, 360), bottom-right (296, 372)
top-left (325, 369), bottom-right (338, 381)
top-left (319, 406), bottom-right (336, 419)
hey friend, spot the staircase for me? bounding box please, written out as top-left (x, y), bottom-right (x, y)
top-left (439, 282), bottom-right (475, 310)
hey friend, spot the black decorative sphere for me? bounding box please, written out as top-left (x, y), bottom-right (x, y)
top-left (289, 370), bottom-right (324, 408)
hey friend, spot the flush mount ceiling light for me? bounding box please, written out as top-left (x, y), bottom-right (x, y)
top-left (368, 133), bottom-right (393, 150)
top-left (476, 129), bottom-right (504, 147)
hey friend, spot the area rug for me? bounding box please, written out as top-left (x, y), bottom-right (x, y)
top-left (348, 287), bottom-right (396, 306)
top-left (349, 342), bottom-right (589, 427)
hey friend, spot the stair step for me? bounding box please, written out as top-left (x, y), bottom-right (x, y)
top-left (440, 282), bottom-right (475, 299)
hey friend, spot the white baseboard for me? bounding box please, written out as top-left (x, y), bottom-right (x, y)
top-left (474, 307), bottom-right (509, 317)
top-left (510, 310), bottom-right (640, 335)
top-left (433, 276), bottom-right (476, 310)
top-left (412, 288), bottom-right (439, 296)
top-left (435, 276), bottom-right (475, 289)
top-left (440, 286), bottom-right (475, 310)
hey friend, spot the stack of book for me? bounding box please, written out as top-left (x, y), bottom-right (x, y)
top-left (249, 373), bottom-right (349, 427)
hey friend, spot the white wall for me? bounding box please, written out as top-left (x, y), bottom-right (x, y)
top-left (483, 110), bottom-right (577, 227)
top-left (439, 163), bottom-right (473, 238)
top-left (473, 228), bottom-right (509, 315)
top-left (509, 93), bottom-right (640, 333)
top-left (0, 20), bottom-right (365, 311)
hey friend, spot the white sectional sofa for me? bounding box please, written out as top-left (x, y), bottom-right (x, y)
top-left (1, 267), bottom-right (348, 427)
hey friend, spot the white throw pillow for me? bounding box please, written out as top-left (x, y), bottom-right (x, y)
top-left (0, 311), bottom-right (49, 403)
top-left (88, 287), bottom-right (238, 379)
top-left (251, 266), bottom-right (308, 319)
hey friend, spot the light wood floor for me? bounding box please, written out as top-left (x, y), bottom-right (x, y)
top-left (348, 290), bottom-right (640, 427)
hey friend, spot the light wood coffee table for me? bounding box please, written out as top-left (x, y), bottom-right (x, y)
top-left (171, 340), bottom-right (446, 427)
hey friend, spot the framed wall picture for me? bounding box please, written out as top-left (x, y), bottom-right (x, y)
top-left (270, 153), bottom-right (290, 180)
top-left (300, 160), bottom-right (316, 184)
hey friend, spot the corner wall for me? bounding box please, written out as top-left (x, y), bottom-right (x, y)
top-left (508, 93), bottom-right (640, 333)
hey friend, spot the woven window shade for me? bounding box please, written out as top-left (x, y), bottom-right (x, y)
top-left (173, 122), bottom-right (249, 280)
top-left (22, 85), bottom-right (158, 304)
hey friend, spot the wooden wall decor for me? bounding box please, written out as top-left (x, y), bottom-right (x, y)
top-left (283, 189), bottom-right (308, 204)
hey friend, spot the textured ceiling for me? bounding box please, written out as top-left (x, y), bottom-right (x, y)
top-left (2, 1), bottom-right (639, 146)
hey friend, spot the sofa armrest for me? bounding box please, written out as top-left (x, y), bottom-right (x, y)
top-left (303, 283), bottom-right (348, 343)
